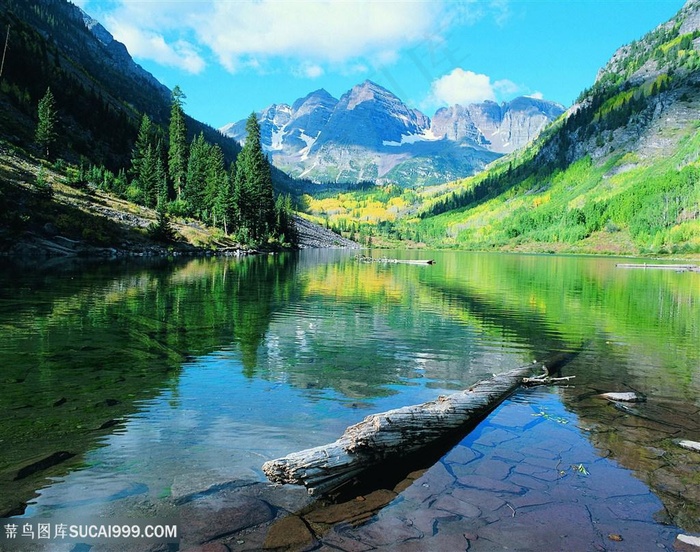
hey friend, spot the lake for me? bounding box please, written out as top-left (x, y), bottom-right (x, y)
top-left (0, 250), bottom-right (698, 550)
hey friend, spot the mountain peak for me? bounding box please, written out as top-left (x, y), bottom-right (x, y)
top-left (220, 82), bottom-right (563, 185)
top-left (343, 80), bottom-right (398, 110)
top-left (291, 89), bottom-right (338, 112)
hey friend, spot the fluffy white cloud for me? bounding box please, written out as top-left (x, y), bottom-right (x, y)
top-left (196, 0), bottom-right (444, 72)
top-left (294, 62), bottom-right (325, 79)
top-left (91, 0), bottom-right (464, 75)
top-left (107, 16), bottom-right (205, 74)
top-left (87, 0), bottom-right (512, 79)
top-left (426, 68), bottom-right (520, 107)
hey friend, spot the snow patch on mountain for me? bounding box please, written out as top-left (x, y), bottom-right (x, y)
top-left (383, 129), bottom-right (441, 147)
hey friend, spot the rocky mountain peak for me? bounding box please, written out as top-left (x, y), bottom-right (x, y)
top-left (291, 89), bottom-right (338, 114)
top-left (220, 84), bottom-right (563, 186)
top-left (341, 80), bottom-right (393, 110)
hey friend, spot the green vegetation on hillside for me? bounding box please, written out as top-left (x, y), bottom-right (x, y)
top-left (300, 7), bottom-right (700, 255)
top-left (1, 0), bottom-right (300, 250)
top-left (57, 97), bottom-right (297, 247)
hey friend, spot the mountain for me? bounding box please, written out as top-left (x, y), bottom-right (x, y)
top-left (0, 0), bottom-right (240, 170)
top-left (431, 97), bottom-right (566, 154)
top-left (411, 0), bottom-right (700, 254)
top-left (220, 81), bottom-right (564, 187)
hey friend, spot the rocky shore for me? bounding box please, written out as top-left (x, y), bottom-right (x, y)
top-left (80, 388), bottom-right (698, 552)
top-left (2, 214), bottom-right (358, 260)
top-left (293, 216), bottom-right (360, 250)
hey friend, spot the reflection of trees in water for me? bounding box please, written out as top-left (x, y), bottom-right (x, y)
top-left (0, 254), bottom-right (298, 516)
top-left (1, 252), bottom-right (696, 521)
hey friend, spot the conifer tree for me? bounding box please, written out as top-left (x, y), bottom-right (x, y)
top-left (130, 113), bottom-right (153, 183)
top-left (140, 143), bottom-right (158, 207)
top-left (234, 113), bottom-right (275, 241)
top-left (154, 139), bottom-right (169, 210)
top-left (184, 132), bottom-right (208, 217)
top-left (168, 86), bottom-right (188, 200)
top-left (35, 87), bottom-right (57, 158)
top-left (205, 144), bottom-right (227, 226)
top-left (214, 164), bottom-right (237, 235)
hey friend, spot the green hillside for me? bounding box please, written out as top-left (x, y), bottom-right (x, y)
top-left (407, 0), bottom-right (700, 255)
top-left (301, 0), bottom-right (700, 255)
top-left (0, 0), bottom-right (306, 252)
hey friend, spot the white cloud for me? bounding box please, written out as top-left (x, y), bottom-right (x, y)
top-left (526, 91), bottom-right (544, 100)
top-left (87, 1), bottom-right (512, 79)
top-left (294, 62), bottom-right (324, 79)
top-left (427, 69), bottom-right (488, 106)
top-left (91, 0), bottom-right (462, 76)
top-left (196, 0), bottom-right (444, 72)
top-left (106, 16), bottom-right (205, 74)
top-left (425, 68), bottom-right (523, 108)
top-left (494, 78), bottom-right (520, 96)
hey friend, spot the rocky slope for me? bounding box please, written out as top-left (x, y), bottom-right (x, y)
top-left (221, 81), bottom-right (564, 187)
top-left (294, 216), bottom-right (360, 249)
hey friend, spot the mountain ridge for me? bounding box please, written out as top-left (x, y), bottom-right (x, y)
top-left (221, 80), bottom-right (564, 187)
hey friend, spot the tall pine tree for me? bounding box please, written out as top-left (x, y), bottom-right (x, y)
top-left (168, 86), bottom-right (188, 200)
top-left (129, 114), bottom-right (153, 184)
top-left (35, 87), bottom-right (57, 159)
top-left (234, 113), bottom-right (275, 241)
top-left (184, 132), bottom-right (208, 218)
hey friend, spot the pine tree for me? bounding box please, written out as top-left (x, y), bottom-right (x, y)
top-left (214, 165), bottom-right (237, 235)
top-left (205, 144), bottom-right (227, 227)
top-left (168, 86), bottom-right (188, 200)
top-left (274, 193), bottom-right (298, 245)
top-left (184, 132), bottom-right (208, 217)
top-left (234, 113), bottom-right (275, 241)
top-left (154, 139), bottom-right (169, 210)
top-left (130, 113), bottom-right (153, 183)
top-left (35, 87), bottom-right (57, 158)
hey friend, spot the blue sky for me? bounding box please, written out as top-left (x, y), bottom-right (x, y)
top-left (73, 1), bottom-right (686, 128)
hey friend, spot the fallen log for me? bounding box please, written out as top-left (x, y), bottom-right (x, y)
top-left (616, 263), bottom-right (699, 272)
top-left (354, 254), bottom-right (435, 265)
top-left (263, 350), bottom-right (581, 495)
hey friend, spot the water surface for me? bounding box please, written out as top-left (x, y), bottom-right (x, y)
top-left (0, 250), bottom-right (698, 547)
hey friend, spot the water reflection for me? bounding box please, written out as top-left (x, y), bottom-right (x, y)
top-left (0, 250), bottom-right (698, 541)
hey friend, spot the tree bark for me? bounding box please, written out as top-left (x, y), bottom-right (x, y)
top-left (263, 351), bottom-right (579, 495)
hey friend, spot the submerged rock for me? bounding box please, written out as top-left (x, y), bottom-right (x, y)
top-left (598, 392), bottom-right (646, 402)
top-left (263, 515), bottom-right (317, 550)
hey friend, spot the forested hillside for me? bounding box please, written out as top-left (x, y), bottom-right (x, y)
top-left (301, 0), bottom-right (700, 255)
top-left (407, 0), bottom-right (700, 254)
top-left (0, 0), bottom-right (300, 250)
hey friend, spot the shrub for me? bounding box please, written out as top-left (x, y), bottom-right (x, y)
top-left (147, 211), bottom-right (176, 243)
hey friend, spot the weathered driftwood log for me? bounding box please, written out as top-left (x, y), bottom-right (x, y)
top-left (354, 254), bottom-right (435, 265)
top-left (263, 351), bottom-right (579, 495)
top-left (616, 263), bottom-right (699, 272)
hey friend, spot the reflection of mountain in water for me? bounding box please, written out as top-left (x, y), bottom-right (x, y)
top-left (2, 250), bottom-right (697, 530)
